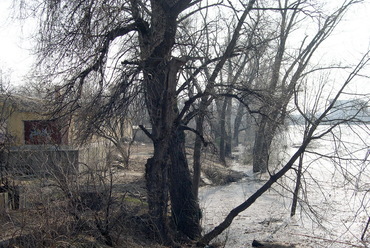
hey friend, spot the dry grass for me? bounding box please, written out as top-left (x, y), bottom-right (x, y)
top-left (0, 143), bottom-right (245, 247)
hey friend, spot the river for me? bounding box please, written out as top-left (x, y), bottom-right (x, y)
top-left (199, 124), bottom-right (369, 247)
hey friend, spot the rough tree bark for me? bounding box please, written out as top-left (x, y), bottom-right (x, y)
top-left (219, 97), bottom-right (228, 164)
top-left (143, 58), bottom-right (178, 244)
top-left (233, 101), bottom-right (245, 146)
top-left (143, 57), bottom-right (201, 242)
top-left (192, 114), bottom-right (205, 200)
top-left (252, 115), bottom-right (276, 173)
top-left (226, 96), bottom-right (233, 157)
top-left (138, 2), bottom-right (199, 242)
top-left (169, 127), bottom-right (202, 239)
top-left (290, 152), bottom-right (303, 216)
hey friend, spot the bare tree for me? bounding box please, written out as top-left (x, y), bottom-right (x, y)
top-left (14, 0), bottom-right (367, 246)
top-left (199, 49), bottom-right (370, 246)
top-left (249, 0), bottom-right (357, 173)
top-left (18, 0), bottom-right (259, 244)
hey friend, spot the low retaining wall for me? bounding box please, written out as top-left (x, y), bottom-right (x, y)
top-left (0, 146), bottom-right (79, 176)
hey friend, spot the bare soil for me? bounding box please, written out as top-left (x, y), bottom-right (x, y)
top-left (0, 142), bottom-right (247, 248)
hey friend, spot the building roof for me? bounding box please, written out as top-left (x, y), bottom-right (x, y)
top-left (0, 93), bottom-right (47, 113)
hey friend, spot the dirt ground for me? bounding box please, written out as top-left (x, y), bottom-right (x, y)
top-left (0, 142), bottom-right (248, 248)
top-left (112, 142), bottom-right (248, 195)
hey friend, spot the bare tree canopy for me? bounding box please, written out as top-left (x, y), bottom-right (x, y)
top-left (7, 0), bottom-right (369, 247)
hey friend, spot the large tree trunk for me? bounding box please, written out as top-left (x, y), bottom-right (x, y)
top-left (144, 58), bottom-right (177, 243)
top-left (169, 128), bottom-right (202, 239)
top-left (192, 114), bottom-right (204, 200)
top-left (219, 96), bottom-right (232, 163)
top-left (142, 49), bottom-right (181, 245)
top-left (145, 150), bottom-right (172, 244)
top-left (209, 104), bottom-right (221, 148)
top-left (253, 89), bottom-right (290, 173)
top-left (219, 97), bottom-right (227, 164)
top-left (138, 2), bottom-right (183, 242)
top-left (253, 101), bottom-right (289, 173)
top-left (233, 101), bottom-right (244, 146)
top-left (144, 55), bottom-right (200, 243)
top-left (252, 116), bottom-right (274, 173)
top-left (290, 152), bottom-right (303, 216)
top-left (225, 96), bottom-right (232, 157)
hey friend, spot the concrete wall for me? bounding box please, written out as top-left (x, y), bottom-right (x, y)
top-left (1, 146), bottom-right (79, 176)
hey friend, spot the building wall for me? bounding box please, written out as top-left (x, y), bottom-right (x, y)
top-left (7, 111), bottom-right (47, 146)
top-left (0, 99), bottom-right (69, 146)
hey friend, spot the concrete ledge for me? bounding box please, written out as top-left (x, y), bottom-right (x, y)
top-left (1, 146), bottom-right (79, 176)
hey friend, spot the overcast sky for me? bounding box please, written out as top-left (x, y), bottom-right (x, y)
top-left (0, 0), bottom-right (36, 86)
top-left (0, 0), bottom-right (369, 91)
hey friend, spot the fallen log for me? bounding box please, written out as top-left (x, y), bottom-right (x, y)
top-left (252, 239), bottom-right (296, 248)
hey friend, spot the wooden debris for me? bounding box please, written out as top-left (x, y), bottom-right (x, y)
top-left (252, 239), bottom-right (296, 248)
